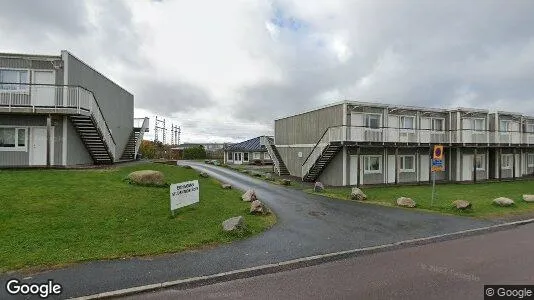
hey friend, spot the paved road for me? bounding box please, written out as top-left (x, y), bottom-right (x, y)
top-left (0, 162), bottom-right (494, 299)
top-left (127, 221), bottom-right (534, 300)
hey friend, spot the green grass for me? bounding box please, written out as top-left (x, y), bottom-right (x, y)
top-left (0, 163), bottom-right (275, 273)
top-left (308, 181), bottom-right (534, 218)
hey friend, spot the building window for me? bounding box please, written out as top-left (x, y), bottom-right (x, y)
top-left (253, 152), bottom-right (261, 160)
top-left (400, 116), bottom-right (415, 130)
top-left (475, 154), bottom-right (485, 170)
top-left (227, 152), bottom-right (232, 160)
top-left (0, 127), bottom-right (27, 150)
top-left (264, 152), bottom-right (271, 159)
top-left (501, 154), bottom-right (513, 169)
top-left (399, 155), bottom-right (415, 172)
top-left (500, 120), bottom-right (511, 132)
top-left (526, 124), bottom-right (534, 133)
top-left (432, 118), bottom-right (444, 131)
top-left (528, 154), bottom-right (534, 167)
top-left (0, 69), bottom-right (29, 91)
top-left (243, 152), bottom-right (249, 161)
top-left (363, 155), bottom-right (382, 174)
top-left (473, 119), bottom-right (485, 131)
top-left (365, 114), bottom-right (381, 129)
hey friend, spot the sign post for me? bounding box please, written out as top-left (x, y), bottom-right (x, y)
top-left (170, 180), bottom-right (200, 216)
top-left (431, 145), bottom-right (445, 207)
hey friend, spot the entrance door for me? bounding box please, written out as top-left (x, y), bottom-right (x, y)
top-left (32, 71), bottom-right (55, 106)
top-left (387, 155), bottom-right (395, 183)
top-left (419, 154), bottom-right (430, 181)
top-left (462, 154), bottom-right (474, 181)
top-left (234, 152), bottom-right (243, 165)
top-left (349, 155), bottom-right (358, 185)
top-left (30, 127), bottom-right (47, 165)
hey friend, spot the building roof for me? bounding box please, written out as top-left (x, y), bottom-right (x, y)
top-left (226, 136), bottom-right (268, 152)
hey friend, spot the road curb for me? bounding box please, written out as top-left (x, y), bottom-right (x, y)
top-left (73, 217), bottom-right (534, 299)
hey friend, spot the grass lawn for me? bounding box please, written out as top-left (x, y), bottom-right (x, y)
top-left (308, 180), bottom-right (534, 218)
top-left (0, 163), bottom-right (275, 273)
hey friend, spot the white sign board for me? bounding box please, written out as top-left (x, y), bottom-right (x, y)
top-left (170, 180), bottom-right (199, 211)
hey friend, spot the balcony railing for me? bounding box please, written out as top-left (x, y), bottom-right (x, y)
top-left (0, 83), bottom-right (116, 160)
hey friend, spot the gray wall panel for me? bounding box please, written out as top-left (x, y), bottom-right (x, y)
top-left (277, 146), bottom-right (314, 177)
top-left (66, 118), bottom-right (93, 165)
top-left (64, 52), bottom-right (133, 159)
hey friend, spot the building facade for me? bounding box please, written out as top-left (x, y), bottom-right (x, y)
top-left (269, 101), bottom-right (534, 186)
top-left (224, 136), bottom-right (273, 165)
top-left (0, 50), bottom-right (148, 167)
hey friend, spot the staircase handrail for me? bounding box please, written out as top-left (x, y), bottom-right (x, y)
top-left (134, 117), bottom-right (150, 158)
top-left (261, 136), bottom-right (282, 175)
top-left (302, 125), bottom-right (345, 178)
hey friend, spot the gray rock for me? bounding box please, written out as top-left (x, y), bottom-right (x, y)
top-left (314, 182), bottom-right (325, 192)
top-left (204, 159), bottom-right (211, 164)
top-left (523, 195), bottom-right (534, 202)
top-left (199, 172), bottom-right (209, 178)
top-left (222, 216), bottom-right (244, 232)
top-left (350, 187), bottom-right (367, 201)
top-left (452, 200), bottom-right (472, 210)
top-left (396, 197), bottom-right (416, 208)
top-left (242, 189), bottom-right (257, 202)
top-left (250, 200), bottom-right (270, 215)
top-left (280, 179), bottom-right (291, 186)
top-left (493, 197), bottom-right (514, 207)
top-left (264, 173), bottom-right (275, 181)
top-left (126, 170), bottom-right (165, 186)
top-left (221, 184), bottom-right (232, 189)
top-left (182, 165), bottom-right (192, 169)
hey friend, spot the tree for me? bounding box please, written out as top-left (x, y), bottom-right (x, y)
top-left (183, 145), bottom-right (207, 159)
top-left (139, 140), bottom-right (156, 159)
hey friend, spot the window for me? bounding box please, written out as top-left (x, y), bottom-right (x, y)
top-left (473, 119), bottom-right (485, 131)
top-left (528, 154), bottom-right (534, 167)
top-left (501, 154), bottom-right (513, 169)
top-left (264, 152), bottom-right (271, 159)
top-left (0, 69), bottom-right (29, 91)
top-left (253, 152), bottom-right (261, 160)
top-left (365, 114), bottom-right (381, 129)
top-left (432, 118), bottom-right (444, 131)
top-left (500, 120), bottom-right (511, 132)
top-left (399, 155), bottom-right (415, 172)
top-left (400, 116), bottom-right (415, 130)
top-left (475, 154), bottom-right (485, 170)
top-left (526, 124), bottom-right (534, 133)
top-left (227, 152), bottom-right (232, 160)
top-left (243, 153), bottom-right (249, 161)
top-left (364, 155), bottom-right (382, 173)
top-left (0, 127), bottom-right (26, 150)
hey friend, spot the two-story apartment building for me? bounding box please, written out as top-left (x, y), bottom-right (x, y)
top-left (265, 101), bottom-right (534, 186)
top-left (0, 50), bottom-right (149, 167)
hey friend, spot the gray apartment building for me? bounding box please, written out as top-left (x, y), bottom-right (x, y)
top-left (0, 50), bottom-right (149, 167)
top-left (263, 101), bottom-right (534, 186)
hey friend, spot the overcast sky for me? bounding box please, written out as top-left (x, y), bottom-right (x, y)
top-left (2, 0), bottom-right (534, 143)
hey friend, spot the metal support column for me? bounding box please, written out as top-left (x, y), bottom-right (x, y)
top-left (46, 114), bottom-right (51, 167)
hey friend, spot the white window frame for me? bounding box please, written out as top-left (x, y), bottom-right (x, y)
top-left (399, 155), bottom-right (415, 172)
top-left (252, 152), bottom-right (261, 160)
top-left (363, 155), bottom-right (382, 174)
top-left (431, 118), bottom-right (445, 132)
top-left (399, 116), bottom-right (416, 130)
top-left (475, 154), bottom-right (485, 171)
top-left (526, 123), bottom-right (534, 133)
top-left (0, 127), bottom-right (28, 151)
top-left (527, 154), bottom-right (534, 167)
top-left (473, 118), bottom-right (485, 132)
top-left (243, 152), bottom-right (249, 162)
top-left (0, 68), bottom-right (30, 92)
top-left (500, 120), bottom-right (511, 132)
top-left (501, 154), bottom-right (513, 169)
top-left (264, 152), bottom-right (271, 160)
top-left (364, 114), bottom-right (381, 129)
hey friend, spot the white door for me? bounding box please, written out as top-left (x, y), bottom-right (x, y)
top-left (515, 154), bottom-right (521, 177)
top-left (30, 127), bottom-right (47, 165)
top-left (387, 155), bottom-right (396, 183)
top-left (462, 154), bottom-right (474, 181)
top-left (234, 152), bottom-right (243, 165)
top-left (32, 71), bottom-right (55, 106)
top-left (349, 155), bottom-right (358, 185)
top-left (419, 154), bottom-right (430, 181)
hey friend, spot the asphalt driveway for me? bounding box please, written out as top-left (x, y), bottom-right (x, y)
top-left (0, 162), bottom-right (494, 299)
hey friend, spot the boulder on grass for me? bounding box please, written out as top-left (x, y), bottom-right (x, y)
top-left (221, 183), bottom-right (232, 189)
top-left (280, 179), bottom-right (291, 186)
top-left (396, 197), bottom-right (416, 208)
top-left (204, 159), bottom-right (211, 164)
top-left (493, 197), bottom-right (514, 207)
top-left (213, 161), bottom-right (221, 166)
top-left (250, 200), bottom-right (270, 215)
top-left (523, 195), bottom-right (534, 202)
top-left (126, 170), bottom-right (165, 186)
top-left (314, 182), bottom-right (325, 192)
top-left (222, 216), bottom-right (244, 232)
top-left (199, 172), bottom-right (209, 178)
top-left (264, 173), bottom-right (275, 181)
top-left (350, 187), bottom-right (367, 201)
top-left (240, 169), bottom-right (249, 174)
top-left (242, 189), bottom-right (257, 202)
top-left (182, 165), bottom-right (192, 169)
top-left (452, 200), bottom-right (472, 210)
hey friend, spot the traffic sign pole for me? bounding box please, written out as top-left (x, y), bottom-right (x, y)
top-left (431, 171), bottom-right (436, 207)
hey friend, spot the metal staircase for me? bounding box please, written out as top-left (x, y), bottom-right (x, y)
top-left (302, 142), bottom-right (343, 181)
top-left (70, 115), bottom-right (114, 164)
top-left (302, 126), bottom-right (345, 182)
top-left (120, 131), bottom-right (139, 160)
top-left (261, 136), bottom-right (289, 175)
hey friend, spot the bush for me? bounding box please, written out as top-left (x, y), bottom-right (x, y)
top-left (183, 146), bottom-right (207, 159)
